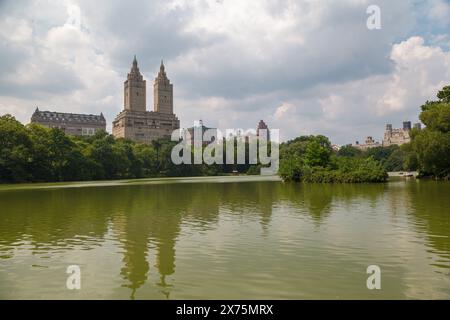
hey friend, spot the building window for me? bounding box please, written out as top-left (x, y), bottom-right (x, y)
top-left (82, 128), bottom-right (95, 136)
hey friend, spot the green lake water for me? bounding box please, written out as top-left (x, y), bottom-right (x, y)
top-left (0, 176), bottom-right (449, 299)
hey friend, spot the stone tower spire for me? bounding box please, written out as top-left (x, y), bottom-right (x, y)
top-left (154, 59), bottom-right (173, 114)
top-left (112, 57), bottom-right (180, 144)
top-left (124, 56), bottom-right (146, 112)
top-left (131, 55), bottom-right (138, 71)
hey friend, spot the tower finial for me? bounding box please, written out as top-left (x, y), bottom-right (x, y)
top-left (131, 55), bottom-right (139, 73)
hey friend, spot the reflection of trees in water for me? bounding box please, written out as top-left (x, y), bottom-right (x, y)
top-left (218, 182), bottom-right (281, 231)
top-left (0, 181), bottom-right (279, 297)
top-left (0, 179), bottom-right (404, 298)
top-left (405, 181), bottom-right (450, 261)
top-left (0, 187), bottom-right (112, 259)
top-left (0, 183), bottom-right (220, 298)
top-left (278, 183), bottom-right (329, 222)
top-left (281, 182), bottom-right (387, 223)
top-left (181, 183), bottom-right (221, 228)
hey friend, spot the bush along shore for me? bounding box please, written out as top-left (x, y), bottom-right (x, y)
top-left (278, 135), bottom-right (388, 183)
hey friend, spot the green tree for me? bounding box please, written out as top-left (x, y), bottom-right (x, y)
top-left (86, 134), bottom-right (119, 179)
top-left (337, 145), bottom-right (362, 158)
top-left (0, 115), bottom-right (32, 182)
top-left (410, 85), bottom-right (450, 178)
top-left (26, 123), bottom-right (53, 181)
top-left (383, 149), bottom-right (405, 172)
top-left (400, 143), bottom-right (418, 171)
top-left (280, 135), bottom-right (313, 160)
top-left (437, 85), bottom-right (450, 103)
top-left (278, 155), bottom-right (303, 181)
top-left (133, 143), bottom-right (158, 177)
top-left (151, 139), bottom-right (162, 171)
top-left (364, 145), bottom-right (399, 164)
top-left (47, 128), bottom-right (81, 181)
top-left (420, 102), bottom-right (450, 133)
top-left (304, 135), bottom-right (332, 167)
top-left (412, 129), bottom-right (450, 177)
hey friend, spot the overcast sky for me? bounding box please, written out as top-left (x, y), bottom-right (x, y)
top-left (0, 0), bottom-right (449, 144)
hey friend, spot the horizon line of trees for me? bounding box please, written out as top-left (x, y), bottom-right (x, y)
top-left (1, 86), bottom-right (449, 184)
top-left (0, 117), bottom-right (268, 183)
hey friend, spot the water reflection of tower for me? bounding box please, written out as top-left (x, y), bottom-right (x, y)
top-left (254, 182), bottom-right (277, 233)
top-left (153, 213), bottom-right (179, 299)
top-left (111, 185), bottom-right (183, 299)
top-left (109, 183), bottom-right (224, 299)
top-left (113, 211), bottom-right (151, 300)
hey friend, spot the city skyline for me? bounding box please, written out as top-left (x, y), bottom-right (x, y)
top-left (0, 1), bottom-right (449, 145)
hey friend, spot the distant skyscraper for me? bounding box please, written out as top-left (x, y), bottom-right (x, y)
top-left (256, 120), bottom-right (270, 141)
top-left (153, 61), bottom-right (174, 115)
top-left (112, 57), bottom-right (180, 144)
top-left (124, 55), bottom-right (146, 112)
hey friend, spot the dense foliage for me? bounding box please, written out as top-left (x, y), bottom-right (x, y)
top-left (0, 116), bottom-right (243, 183)
top-left (411, 86), bottom-right (450, 179)
top-left (338, 144), bottom-right (418, 172)
top-left (279, 135), bottom-right (388, 183)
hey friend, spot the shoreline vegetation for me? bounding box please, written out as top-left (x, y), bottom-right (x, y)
top-left (1, 86), bottom-right (449, 184)
top-left (278, 137), bottom-right (389, 183)
top-left (279, 86), bottom-right (450, 183)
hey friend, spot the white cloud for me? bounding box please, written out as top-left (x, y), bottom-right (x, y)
top-left (427, 0), bottom-right (450, 25)
top-left (0, 18), bottom-right (33, 43)
top-left (0, 1), bottom-right (122, 130)
top-left (270, 36), bottom-right (450, 144)
top-left (377, 36), bottom-right (450, 115)
top-left (274, 103), bottom-right (294, 121)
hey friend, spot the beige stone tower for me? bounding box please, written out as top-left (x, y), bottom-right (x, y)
top-left (112, 57), bottom-right (180, 144)
top-left (124, 55), bottom-right (146, 112)
top-left (153, 61), bottom-right (173, 114)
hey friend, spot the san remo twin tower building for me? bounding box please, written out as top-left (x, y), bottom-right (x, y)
top-left (112, 56), bottom-right (180, 143)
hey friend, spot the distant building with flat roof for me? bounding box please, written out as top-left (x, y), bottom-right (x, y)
top-left (184, 120), bottom-right (217, 146)
top-left (30, 107), bottom-right (106, 136)
top-left (354, 136), bottom-right (381, 151)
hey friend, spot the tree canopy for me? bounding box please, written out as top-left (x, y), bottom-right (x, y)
top-left (0, 115), bottom-right (259, 183)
